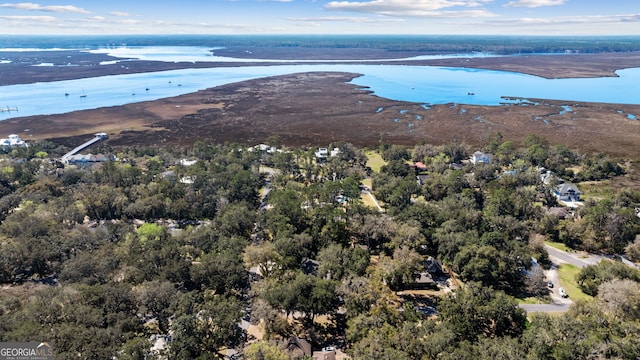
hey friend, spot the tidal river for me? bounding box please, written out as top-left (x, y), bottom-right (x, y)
top-left (1, 64), bottom-right (639, 120)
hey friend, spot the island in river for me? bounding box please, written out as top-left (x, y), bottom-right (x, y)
top-left (0, 46), bottom-right (639, 157)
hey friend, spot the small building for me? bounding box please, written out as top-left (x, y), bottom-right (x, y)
top-left (470, 151), bottom-right (491, 165)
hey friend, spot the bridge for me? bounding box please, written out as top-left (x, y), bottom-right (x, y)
top-left (61, 133), bottom-right (108, 164)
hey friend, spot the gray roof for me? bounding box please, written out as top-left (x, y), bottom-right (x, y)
top-left (555, 183), bottom-right (581, 195)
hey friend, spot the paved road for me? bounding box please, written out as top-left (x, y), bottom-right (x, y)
top-left (520, 261), bottom-right (573, 314)
top-left (259, 166), bottom-right (278, 208)
top-left (520, 302), bottom-right (571, 313)
top-left (521, 245), bottom-right (608, 313)
top-left (544, 244), bottom-right (604, 269)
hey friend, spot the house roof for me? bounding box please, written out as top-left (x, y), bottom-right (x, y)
top-left (555, 183), bottom-right (581, 195)
top-left (547, 207), bottom-right (573, 219)
top-left (414, 161), bottom-right (427, 170)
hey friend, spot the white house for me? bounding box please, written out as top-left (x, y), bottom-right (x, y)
top-left (315, 147), bottom-right (340, 161)
top-left (0, 134), bottom-right (27, 147)
top-left (470, 151), bottom-right (491, 165)
top-left (554, 183), bottom-right (581, 202)
top-left (178, 159), bottom-right (197, 166)
top-left (315, 147), bottom-right (328, 159)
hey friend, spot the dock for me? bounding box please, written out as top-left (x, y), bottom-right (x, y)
top-left (0, 107), bottom-right (18, 113)
top-left (61, 133), bottom-right (108, 164)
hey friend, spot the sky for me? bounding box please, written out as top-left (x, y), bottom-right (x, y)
top-left (0, 0), bottom-right (639, 36)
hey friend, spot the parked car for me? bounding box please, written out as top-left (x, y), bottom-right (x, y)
top-left (547, 280), bottom-right (554, 288)
top-left (559, 287), bottom-right (568, 298)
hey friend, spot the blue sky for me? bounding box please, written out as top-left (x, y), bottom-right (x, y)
top-left (0, 0), bottom-right (639, 35)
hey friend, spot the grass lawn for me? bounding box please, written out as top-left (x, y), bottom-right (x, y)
top-left (557, 263), bottom-right (593, 302)
top-left (360, 192), bottom-right (379, 209)
top-left (545, 241), bottom-right (572, 253)
top-left (366, 150), bottom-right (386, 173)
top-left (517, 296), bottom-right (549, 305)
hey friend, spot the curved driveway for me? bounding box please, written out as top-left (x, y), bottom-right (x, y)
top-left (520, 244), bottom-right (605, 313)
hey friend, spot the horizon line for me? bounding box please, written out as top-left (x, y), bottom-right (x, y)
top-left (2, 33), bottom-right (640, 38)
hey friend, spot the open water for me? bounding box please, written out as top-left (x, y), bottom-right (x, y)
top-left (1, 35), bottom-right (639, 120)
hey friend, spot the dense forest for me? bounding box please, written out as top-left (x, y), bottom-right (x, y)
top-left (0, 134), bottom-right (639, 359)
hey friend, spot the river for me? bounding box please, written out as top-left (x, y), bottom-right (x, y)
top-left (1, 62), bottom-right (639, 120)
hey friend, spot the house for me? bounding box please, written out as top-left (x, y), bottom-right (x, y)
top-left (410, 271), bottom-right (437, 290)
top-left (287, 338), bottom-right (312, 358)
top-left (315, 147), bottom-right (329, 160)
top-left (547, 207), bottom-right (573, 220)
top-left (0, 134), bottom-right (27, 147)
top-left (287, 337), bottom-right (338, 360)
top-left (470, 151), bottom-right (491, 165)
top-left (416, 174), bottom-right (428, 186)
top-left (315, 147), bottom-right (340, 161)
top-left (540, 170), bottom-right (555, 184)
top-left (312, 348), bottom-right (336, 360)
top-left (178, 159), bottom-right (197, 166)
top-left (554, 183), bottom-right (581, 202)
top-left (407, 257), bottom-right (443, 290)
top-left (180, 176), bottom-right (195, 184)
top-left (149, 334), bottom-right (171, 355)
top-left (250, 144), bottom-right (279, 154)
top-left (65, 153), bottom-right (112, 166)
top-left (413, 161), bottom-right (428, 171)
top-left (301, 258), bottom-right (319, 276)
top-left (161, 170), bottom-right (176, 179)
top-left (424, 256), bottom-right (444, 275)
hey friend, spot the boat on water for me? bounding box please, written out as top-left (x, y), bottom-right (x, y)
top-left (468, 92), bottom-right (475, 95)
top-left (0, 107), bottom-right (18, 113)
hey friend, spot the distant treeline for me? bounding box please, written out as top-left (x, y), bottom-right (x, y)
top-left (3, 34), bottom-right (640, 54)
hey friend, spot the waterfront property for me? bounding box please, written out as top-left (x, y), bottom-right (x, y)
top-left (0, 134), bottom-right (27, 147)
top-left (470, 151), bottom-right (492, 165)
top-left (554, 183), bottom-right (582, 207)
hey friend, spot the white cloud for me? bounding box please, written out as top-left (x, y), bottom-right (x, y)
top-left (0, 14), bottom-right (56, 21)
top-left (0, 2), bottom-right (89, 14)
top-left (288, 16), bottom-right (405, 23)
top-left (504, 0), bottom-right (565, 8)
top-left (492, 13), bottom-right (640, 26)
top-left (325, 0), bottom-right (496, 17)
top-left (109, 11), bottom-right (132, 17)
